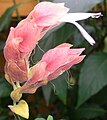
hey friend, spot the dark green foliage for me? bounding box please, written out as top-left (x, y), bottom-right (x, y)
top-left (0, 76), bottom-right (12, 97)
top-left (77, 52), bottom-right (107, 107)
top-left (34, 115), bottom-right (53, 120)
top-left (74, 104), bottom-right (106, 120)
top-left (0, 4), bottom-right (21, 31)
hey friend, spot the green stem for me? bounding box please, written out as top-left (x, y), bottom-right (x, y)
top-left (13, 100), bottom-right (16, 106)
top-left (104, 0), bottom-right (107, 16)
top-left (16, 81), bottom-right (21, 88)
top-left (37, 0), bottom-right (40, 3)
top-left (12, 0), bottom-right (21, 21)
top-left (14, 113), bottom-right (21, 120)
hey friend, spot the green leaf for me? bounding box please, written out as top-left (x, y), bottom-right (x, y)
top-left (19, 117), bottom-right (26, 120)
top-left (0, 4), bottom-right (20, 31)
top-left (103, 36), bottom-right (107, 53)
top-left (42, 72), bottom-right (68, 105)
top-left (74, 104), bottom-right (106, 119)
top-left (77, 52), bottom-right (107, 107)
top-left (52, 72), bottom-right (68, 104)
top-left (34, 118), bottom-right (45, 120)
top-left (0, 116), bottom-right (7, 120)
top-left (0, 41), bottom-right (5, 51)
top-left (42, 83), bottom-right (52, 105)
top-left (47, 115), bottom-right (53, 120)
top-left (53, 23), bottom-right (74, 45)
top-left (0, 76), bottom-right (12, 97)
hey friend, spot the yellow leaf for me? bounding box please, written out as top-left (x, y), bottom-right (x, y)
top-left (8, 100), bottom-right (29, 119)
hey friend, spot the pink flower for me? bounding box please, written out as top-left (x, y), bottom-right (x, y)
top-left (4, 21), bottom-right (37, 83)
top-left (3, 2), bottom-right (102, 118)
top-left (4, 20), bottom-right (39, 61)
top-left (4, 1), bottom-right (101, 90)
top-left (20, 43), bottom-right (85, 93)
top-left (4, 2), bottom-right (102, 62)
top-left (27, 2), bottom-right (69, 26)
top-left (26, 2), bottom-right (102, 45)
top-left (4, 17), bottom-right (45, 83)
top-left (5, 60), bottom-right (28, 83)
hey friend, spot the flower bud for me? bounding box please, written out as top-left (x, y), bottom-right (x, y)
top-left (10, 88), bottom-right (22, 102)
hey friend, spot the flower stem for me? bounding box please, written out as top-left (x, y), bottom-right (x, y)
top-left (12, 0), bottom-right (21, 21)
top-left (37, 0), bottom-right (40, 3)
top-left (104, 0), bottom-right (107, 16)
top-left (14, 113), bottom-right (21, 120)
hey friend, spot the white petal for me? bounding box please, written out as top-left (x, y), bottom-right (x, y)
top-left (56, 3), bottom-right (70, 12)
top-left (59, 12), bottom-right (102, 22)
top-left (57, 3), bottom-right (65, 7)
top-left (71, 21), bottom-right (95, 45)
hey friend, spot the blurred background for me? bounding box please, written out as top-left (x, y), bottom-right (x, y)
top-left (0, 0), bottom-right (107, 120)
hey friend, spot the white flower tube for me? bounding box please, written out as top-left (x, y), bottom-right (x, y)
top-left (71, 21), bottom-right (95, 45)
top-left (59, 13), bottom-right (102, 45)
top-left (59, 13), bottom-right (102, 22)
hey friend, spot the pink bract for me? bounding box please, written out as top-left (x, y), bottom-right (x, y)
top-left (4, 1), bottom-right (101, 93)
top-left (27, 2), bottom-right (69, 26)
top-left (27, 43), bottom-right (85, 85)
top-left (20, 43), bottom-right (85, 94)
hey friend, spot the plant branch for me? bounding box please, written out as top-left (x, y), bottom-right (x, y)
top-left (12, 0), bottom-right (21, 21)
top-left (14, 113), bottom-right (21, 120)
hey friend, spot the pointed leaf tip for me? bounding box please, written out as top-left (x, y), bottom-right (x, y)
top-left (47, 115), bottom-right (53, 120)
